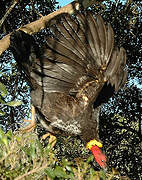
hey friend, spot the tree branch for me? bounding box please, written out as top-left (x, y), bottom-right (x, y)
top-left (0, 0), bottom-right (18, 29)
top-left (0, 0), bottom-right (102, 56)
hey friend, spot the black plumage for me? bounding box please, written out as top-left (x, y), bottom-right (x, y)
top-left (10, 11), bottom-right (127, 168)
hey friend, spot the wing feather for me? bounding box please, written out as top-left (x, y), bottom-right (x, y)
top-left (31, 12), bottom-right (127, 94)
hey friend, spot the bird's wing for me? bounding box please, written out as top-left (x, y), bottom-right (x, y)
top-left (10, 11), bottom-right (127, 97)
top-left (31, 12), bottom-right (124, 95)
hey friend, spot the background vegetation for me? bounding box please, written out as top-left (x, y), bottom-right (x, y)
top-left (0, 0), bottom-right (141, 179)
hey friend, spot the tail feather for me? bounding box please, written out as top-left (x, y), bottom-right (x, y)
top-left (49, 15), bottom-right (92, 66)
top-left (95, 15), bottom-right (106, 64)
top-left (42, 48), bottom-right (85, 73)
top-left (83, 13), bottom-right (114, 67)
top-left (105, 48), bottom-right (120, 77)
top-left (105, 47), bottom-right (127, 91)
top-left (45, 36), bottom-right (86, 67)
top-left (105, 23), bottom-right (114, 65)
top-left (86, 14), bottom-right (101, 66)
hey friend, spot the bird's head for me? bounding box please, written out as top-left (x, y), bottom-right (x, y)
top-left (86, 139), bottom-right (107, 169)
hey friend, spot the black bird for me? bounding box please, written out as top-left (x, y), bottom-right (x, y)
top-left (10, 11), bottom-right (127, 168)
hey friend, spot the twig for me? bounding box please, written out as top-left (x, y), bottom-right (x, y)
top-left (0, 1), bottom-right (80, 56)
top-left (15, 161), bottom-right (47, 180)
top-left (0, 0), bottom-right (18, 29)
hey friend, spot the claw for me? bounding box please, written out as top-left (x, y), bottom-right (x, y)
top-left (41, 133), bottom-right (56, 148)
top-left (21, 105), bottom-right (36, 132)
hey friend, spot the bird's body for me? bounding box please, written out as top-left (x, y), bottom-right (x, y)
top-left (10, 11), bottom-right (127, 168)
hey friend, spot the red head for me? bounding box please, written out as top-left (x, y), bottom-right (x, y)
top-left (91, 145), bottom-right (107, 168)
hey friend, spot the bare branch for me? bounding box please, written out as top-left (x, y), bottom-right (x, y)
top-left (20, 1), bottom-right (80, 34)
top-left (0, 0), bottom-right (18, 29)
top-left (0, 1), bottom-right (80, 55)
top-left (0, 0), bottom-right (102, 55)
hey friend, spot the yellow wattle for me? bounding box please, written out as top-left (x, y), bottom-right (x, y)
top-left (86, 139), bottom-right (103, 150)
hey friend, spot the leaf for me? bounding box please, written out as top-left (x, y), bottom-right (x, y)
top-left (44, 143), bottom-right (52, 156)
top-left (0, 128), bottom-right (5, 139)
top-left (16, 136), bottom-right (22, 142)
top-left (0, 82), bottom-right (7, 97)
top-left (2, 137), bottom-right (9, 147)
top-left (62, 158), bottom-right (73, 172)
top-left (100, 170), bottom-right (106, 179)
top-left (36, 140), bottom-right (44, 155)
top-left (0, 129), bottom-right (8, 147)
top-left (0, 96), bottom-right (5, 104)
top-left (0, 110), bottom-right (5, 116)
top-left (45, 167), bottom-right (55, 179)
top-left (29, 143), bottom-right (36, 159)
top-left (65, 165), bottom-right (72, 172)
top-left (54, 166), bottom-right (68, 178)
top-left (6, 130), bottom-right (13, 139)
top-left (6, 100), bottom-right (23, 107)
top-left (87, 155), bottom-right (94, 163)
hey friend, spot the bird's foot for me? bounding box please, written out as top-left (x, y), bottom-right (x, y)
top-left (21, 105), bottom-right (36, 132)
top-left (41, 133), bottom-right (57, 148)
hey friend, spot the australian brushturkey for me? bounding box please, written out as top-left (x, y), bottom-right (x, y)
top-left (10, 11), bottom-right (127, 168)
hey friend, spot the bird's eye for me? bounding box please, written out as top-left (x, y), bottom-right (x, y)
top-left (101, 160), bottom-right (104, 162)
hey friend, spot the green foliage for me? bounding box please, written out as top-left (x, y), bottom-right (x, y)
top-left (0, 110), bottom-right (5, 116)
top-left (0, 82), bottom-right (7, 97)
top-left (0, 81), bottom-right (23, 116)
top-left (0, 129), bottom-right (129, 179)
top-left (5, 100), bottom-right (23, 107)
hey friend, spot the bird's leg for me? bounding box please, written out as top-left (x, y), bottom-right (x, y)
top-left (41, 133), bottom-right (57, 148)
top-left (21, 105), bottom-right (36, 132)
